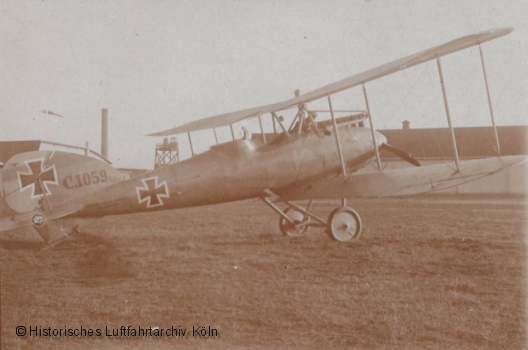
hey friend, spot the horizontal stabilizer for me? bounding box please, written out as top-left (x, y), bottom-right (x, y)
top-left (0, 204), bottom-right (83, 233)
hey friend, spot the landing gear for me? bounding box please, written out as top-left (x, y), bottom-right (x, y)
top-left (261, 192), bottom-right (362, 242)
top-left (279, 207), bottom-right (311, 237)
top-left (326, 207), bottom-right (362, 242)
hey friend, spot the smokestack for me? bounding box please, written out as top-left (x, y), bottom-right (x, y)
top-left (101, 109), bottom-right (109, 159)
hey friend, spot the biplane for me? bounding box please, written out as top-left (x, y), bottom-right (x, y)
top-left (1, 27), bottom-right (526, 243)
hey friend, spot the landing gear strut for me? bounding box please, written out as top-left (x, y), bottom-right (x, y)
top-left (278, 207), bottom-right (311, 237)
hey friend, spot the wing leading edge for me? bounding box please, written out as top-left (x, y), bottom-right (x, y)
top-left (149, 28), bottom-right (512, 137)
top-left (278, 155), bottom-right (527, 201)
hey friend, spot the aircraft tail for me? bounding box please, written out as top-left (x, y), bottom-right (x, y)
top-left (0, 150), bottom-right (122, 242)
top-left (0, 169), bottom-right (15, 220)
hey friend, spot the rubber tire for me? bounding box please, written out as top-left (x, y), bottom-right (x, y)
top-left (327, 207), bottom-right (362, 242)
top-left (279, 207), bottom-right (311, 237)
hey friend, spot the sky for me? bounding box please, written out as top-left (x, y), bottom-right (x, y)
top-left (1, 0), bottom-right (527, 169)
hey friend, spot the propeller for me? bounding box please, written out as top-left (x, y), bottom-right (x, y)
top-left (379, 143), bottom-right (421, 167)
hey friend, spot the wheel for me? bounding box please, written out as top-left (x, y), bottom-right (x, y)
top-left (327, 207), bottom-right (362, 242)
top-left (279, 207), bottom-right (311, 237)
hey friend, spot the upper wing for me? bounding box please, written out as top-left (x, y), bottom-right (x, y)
top-left (277, 155), bottom-right (527, 200)
top-left (149, 27), bottom-right (512, 137)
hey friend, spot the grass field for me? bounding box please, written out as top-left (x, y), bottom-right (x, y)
top-left (1, 196), bottom-right (526, 349)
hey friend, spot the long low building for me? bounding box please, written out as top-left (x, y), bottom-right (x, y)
top-left (0, 140), bottom-right (110, 166)
top-left (379, 122), bottom-right (526, 160)
top-left (0, 140), bottom-right (42, 167)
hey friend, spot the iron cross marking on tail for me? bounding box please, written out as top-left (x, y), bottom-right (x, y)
top-left (18, 159), bottom-right (58, 198)
top-left (136, 177), bottom-right (169, 208)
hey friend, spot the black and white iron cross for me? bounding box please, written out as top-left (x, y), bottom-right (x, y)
top-left (136, 177), bottom-right (169, 208)
top-left (18, 159), bottom-right (58, 198)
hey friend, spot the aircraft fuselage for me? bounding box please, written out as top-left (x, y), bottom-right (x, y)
top-left (75, 126), bottom-right (386, 217)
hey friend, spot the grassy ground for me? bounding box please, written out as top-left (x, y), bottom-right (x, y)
top-left (1, 196), bottom-right (526, 349)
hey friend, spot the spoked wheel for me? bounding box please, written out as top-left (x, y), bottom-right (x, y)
top-left (327, 207), bottom-right (362, 242)
top-left (279, 207), bottom-right (311, 237)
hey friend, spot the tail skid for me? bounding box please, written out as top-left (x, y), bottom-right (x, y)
top-left (0, 204), bottom-right (83, 242)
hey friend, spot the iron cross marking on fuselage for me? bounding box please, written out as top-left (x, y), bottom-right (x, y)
top-left (18, 159), bottom-right (58, 198)
top-left (136, 177), bottom-right (169, 208)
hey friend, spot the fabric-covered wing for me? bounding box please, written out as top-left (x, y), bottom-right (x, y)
top-left (149, 28), bottom-right (512, 136)
top-left (278, 156), bottom-right (527, 200)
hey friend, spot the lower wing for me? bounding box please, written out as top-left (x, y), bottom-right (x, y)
top-left (279, 155), bottom-right (527, 200)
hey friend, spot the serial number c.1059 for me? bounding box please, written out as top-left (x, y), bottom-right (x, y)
top-left (63, 170), bottom-right (109, 189)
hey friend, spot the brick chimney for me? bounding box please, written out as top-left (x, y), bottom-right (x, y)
top-left (101, 109), bottom-right (109, 159)
top-left (402, 120), bottom-right (410, 130)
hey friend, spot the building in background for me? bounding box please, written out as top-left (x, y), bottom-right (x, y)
top-left (372, 122), bottom-right (528, 194)
top-left (0, 140), bottom-right (131, 180)
top-left (0, 140), bottom-right (110, 165)
top-left (154, 137), bottom-right (179, 169)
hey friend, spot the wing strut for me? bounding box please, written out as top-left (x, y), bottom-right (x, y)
top-left (258, 115), bottom-right (267, 144)
top-left (187, 132), bottom-right (195, 157)
top-left (298, 110), bottom-right (304, 136)
top-left (294, 89), bottom-right (304, 136)
top-left (230, 124), bottom-right (235, 140)
top-left (271, 112), bottom-right (291, 138)
top-left (362, 84), bottom-right (382, 172)
top-left (327, 95), bottom-right (347, 179)
top-left (287, 109), bottom-right (302, 132)
top-left (436, 56), bottom-right (461, 172)
top-left (213, 128), bottom-right (219, 145)
top-left (478, 44), bottom-right (500, 156)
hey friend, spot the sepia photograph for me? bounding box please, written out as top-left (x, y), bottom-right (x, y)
top-left (1, 0), bottom-right (527, 349)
